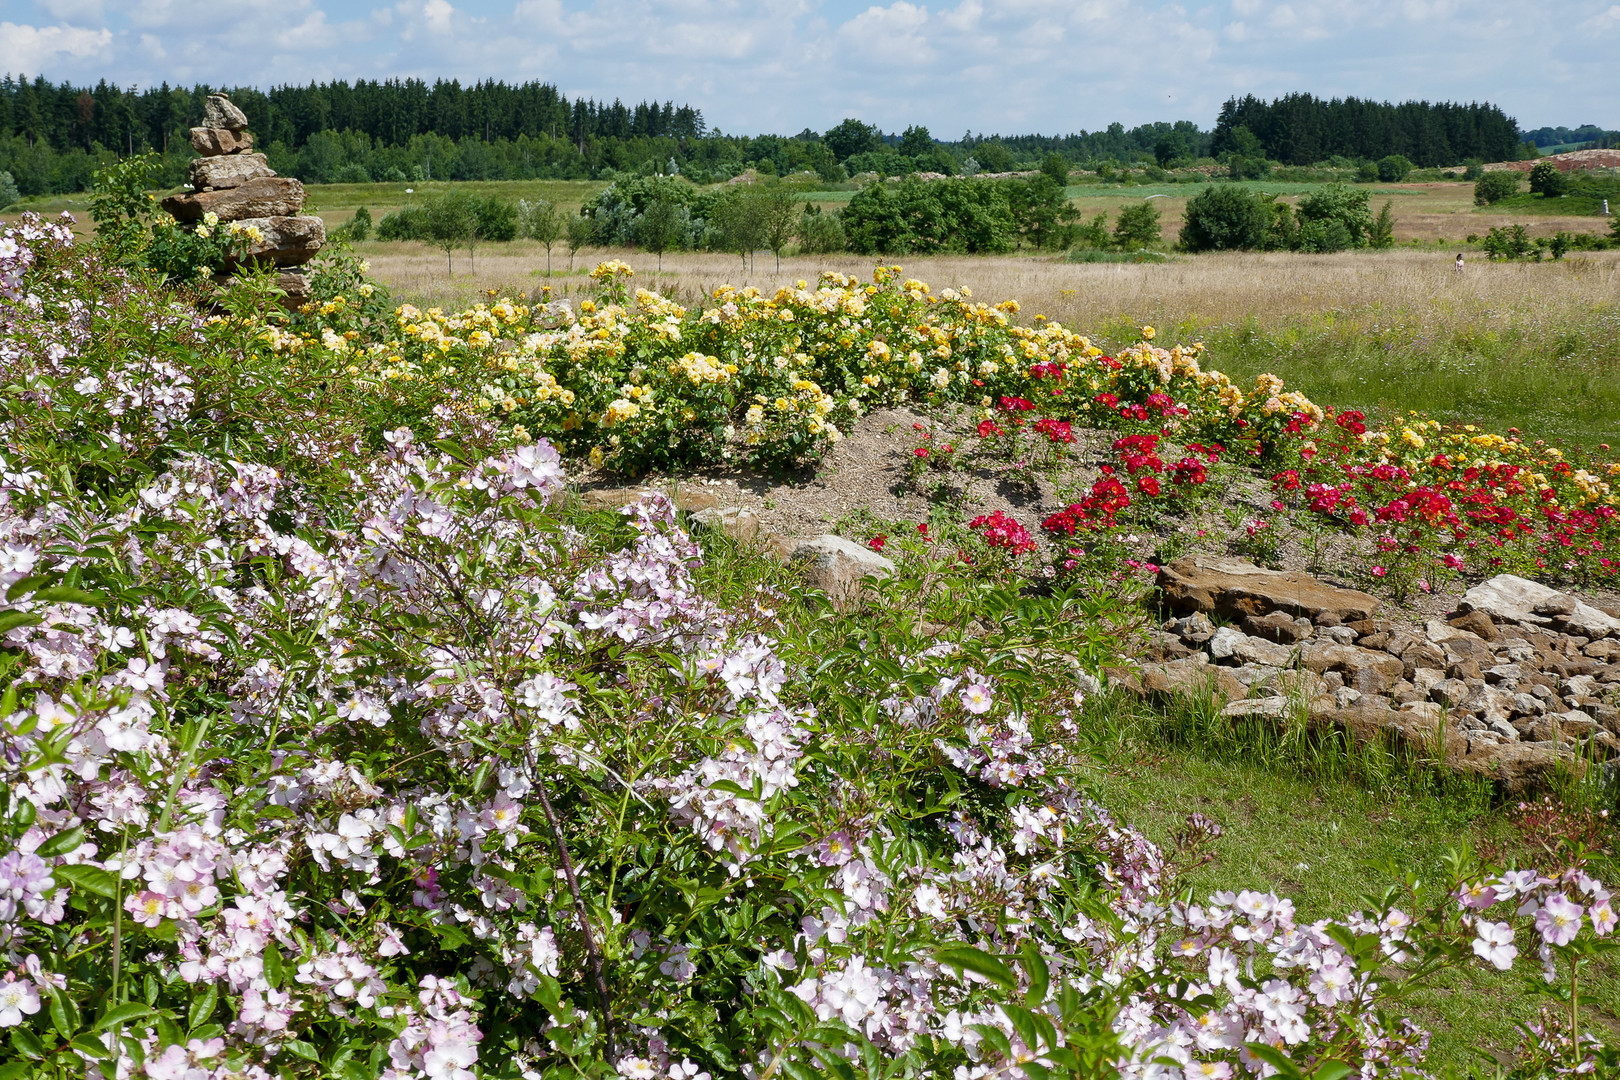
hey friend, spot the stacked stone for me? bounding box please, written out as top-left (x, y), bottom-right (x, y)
top-left (160, 93), bottom-right (324, 306)
top-left (1114, 555), bottom-right (1620, 793)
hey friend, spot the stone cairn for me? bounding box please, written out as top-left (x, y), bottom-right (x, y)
top-left (160, 93), bottom-right (324, 306)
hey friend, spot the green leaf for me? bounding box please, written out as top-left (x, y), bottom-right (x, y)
top-left (283, 1039), bottom-right (322, 1062)
top-left (50, 986), bottom-right (80, 1038)
top-left (263, 943), bottom-right (283, 988)
top-left (70, 1034), bottom-right (112, 1060)
top-left (33, 585), bottom-right (109, 606)
top-left (0, 610), bottom-right (42, 634)
top-left (5, 574), bottom-right (51, 601)
top-left (188, 984), bottom-right (218, 1030)
top-left (9, 1026), bottom-right (45, 1059)
top-left (1310, 1063), bottom-right (1356, 1080)
top-left (92, 1002), bottom-right (157, 1032)
top-left (1243, 1043), bottom-right (1306, 1080)
top-left (55, 863), bottom-right (118, 899)
top-left (35, 825), bottom-right (86, 857)
top-left (937, 945), bottom-right (1018, 992)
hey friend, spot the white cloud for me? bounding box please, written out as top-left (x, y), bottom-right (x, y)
top-left (0, 22), bottom-right (112, 74)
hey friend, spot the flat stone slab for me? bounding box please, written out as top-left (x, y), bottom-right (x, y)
top-left (1157, 554), bottom-right (1380, 622)
top-left (162, 177), bottom-right (305, 223)
top-left (1460, 574), bottom-right (1620, 639)
top-left (188, 153), bottom-right (275, 192)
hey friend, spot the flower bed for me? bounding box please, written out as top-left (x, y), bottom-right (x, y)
top-left (0, 217), bottom-right (1616, 1079)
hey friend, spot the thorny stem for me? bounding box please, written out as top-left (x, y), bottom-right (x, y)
top-left (533, 772), bottom-right (614, 1062)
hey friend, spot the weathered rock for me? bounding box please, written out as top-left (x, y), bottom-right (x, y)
top-left (1208, 626), bottom-right (1297, 667)
top-left (1302, 644), bottom-right (1405, 694)
top-left (1243, 610), bottom-right (1312, 644)
top-left (219, 216), bottom-right (325, 268)
top-left (189, 126), bottom-right (254, 156)
top-left (1447, 610), bottom-right (1498, 641)
top-left (1222, 696), bottom-right (1292, 719)
top-left (161, 177), bottom-right (306, 223)
top-left (1171, 612), bottom-right (1215, 644)
top-left (204, 93), bottom-right (250, 131)
top-left (1147, 631), bottom-right (1195, 660)
top-left (688, 506), bottom-right (763, 544)
top-left (1460, 574), bottom-right (1620, 638)
top-left (1156, 555), bottom-right (1380, 623)
top-left (1582, 639), bottom-right (1617, 661)
top-left (188, 153), bottom-right (275, 191)
top-left (1322, 625), bottom-right (1358, 645)
top-left (1412, 668), bottom-right (1445, 697)
top-left (791, 535), bottom-right (895, 609)
top-left (1129, 655), bottom-right (1247, 702)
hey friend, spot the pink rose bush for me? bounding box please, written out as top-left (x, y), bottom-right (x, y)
top-left (0, 216), bottom-right (1615, 1080)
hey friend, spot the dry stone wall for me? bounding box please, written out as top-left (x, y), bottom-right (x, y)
top-left (1123, 557), bottom-right (1620, 793)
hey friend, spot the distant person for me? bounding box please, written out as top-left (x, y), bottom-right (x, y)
top-left (1455, 253), bottom-right (1464, 273)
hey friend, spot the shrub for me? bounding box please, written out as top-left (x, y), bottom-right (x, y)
top-left (1040, 152), bottom-right (1070, 186)
top-left (1463, 160), bottom-right (1484, 180)
top-left (0, 169), bottom-right (18, 209)
top-left (1481, 223), bottom-right (1539, 260)
top-left (1529, 160), bottom-right (1568, 197)
top-left (473, 195), bottom-right (519, 242)
top-left (1112, 200), bottom-right (1162, 250)
top-left (1295, 183), bottom-right (1372, 247)
top-left (796, 203), bottom-right (846, 253)
top-left (1178, 184), bottom-right (1269, 251)
top-left (349, 205), bottom-right (372, 241)
top-left (1296, 217), bottom-right (1354, 253)
top-left (1474, 170), bottom-right (1521, 205)
top-left (376, 205), bottom-right (427, 241)
top-left (1368, 200), bottom-right (1396, 248)
top-left (1376, 154), bottom-right (1413, 182)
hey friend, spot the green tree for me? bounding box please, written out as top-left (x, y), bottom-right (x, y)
top-left (972, 140), bottom-right (1015, 173)
top-left (1261, 199), bottom-right (1297, 251)
top-left (566, 213), bottom-right (593, 271)
top-left (423, 192), bottom-right (478, 275)
top-left (898, 124), bottom-right (934, 160)
top-left (710, 188), bottom-right (768, 270)
top-left (632, 196), bottom-right (683, 271)
top-left (758, 185), bottom-right (799, 271)
top-left (1007, 175), bottom-right (1075, 250)
top-left (1296, 183), bottom-right (1373, 247)
top-left (349, 206), bottom-right (372, 241)
top-left (1179, 184), bottom-right (1269, 251)
top-left (1040, 153), bottom-right (1071, 186)
top-left (1112, 200), bottom-right (1161, 250)
top-left (1225, 125), bottom-right (1269, 180)
top-left (1154, 132), bottom-right (1191, 167)
top-left (823, 118), bottom-right (882, 162)
top-left (1368, 200), bottom-right (1396, 249)
top-left (1296, 218), bottom-right (1354, 253)
top-left (1529, 161), bottom-right (1568, 197)
top-left (1474, 170), bottom-right (1521, 205)
top-left (796, 204), bottom-right (845, 254)
top-left (1376, 154), bottom-right (1413, 182)
top-left (1462, 160), bottom-right (1484, 181)
top-left (0, 170), bottom-right (20, 210)
top-left (521, 198), bottom-right (565, 275)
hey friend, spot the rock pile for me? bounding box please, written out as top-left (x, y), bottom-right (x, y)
top-left (160, 93), bottom-right (324, 306)
top-left (1123, 555), bottom-right (1620, 792)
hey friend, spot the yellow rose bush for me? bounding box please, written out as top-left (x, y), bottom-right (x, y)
top-left (281, 258), bottom-right (1620, 586)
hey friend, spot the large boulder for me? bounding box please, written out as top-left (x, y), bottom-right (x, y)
top-left (219, 216), bottom-right (326, 269)
top-left (189, 127), bottom-right (254, 156)
top-left (161, 177), bottom-right (306, 223)
top-left (189, 153), bottom-right (276, 192)
top-left (1156, 555), bottom-right (1379, 623)
top-left (1459, 574), bottom-right (1620, 638)
top-left (792, 535), bottom-right (895, 609)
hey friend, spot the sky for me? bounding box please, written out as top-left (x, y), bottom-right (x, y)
top-left (2, 0), bottom-right (1617, 136)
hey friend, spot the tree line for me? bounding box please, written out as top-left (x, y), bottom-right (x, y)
top-left (1212, 94), bottom-right (1520, 167)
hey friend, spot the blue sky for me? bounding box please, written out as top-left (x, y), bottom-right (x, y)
top-left (3, 0), bottom-right (1617, 136)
